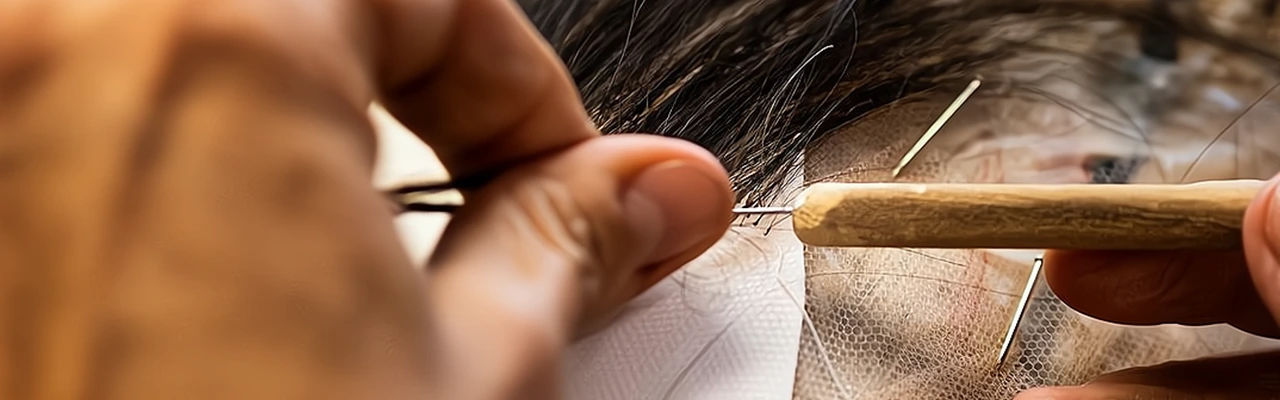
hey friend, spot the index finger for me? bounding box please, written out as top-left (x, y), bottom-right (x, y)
top-left (1041, 177), bottom-right (1280, 338)
top-left (371, 0), bottom-right (596, 181)
top-left (1043, 248), bottom-right (1279, 338)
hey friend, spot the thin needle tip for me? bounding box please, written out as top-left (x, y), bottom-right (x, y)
top-left (892, 78), bottom-right (981, 179)
top-left (732, 206), bottom-right (794, 215)
top-left (996, 256), bottom-right (1044, 367)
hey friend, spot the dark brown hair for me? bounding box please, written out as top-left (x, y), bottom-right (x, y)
top-left (518, 0), bottom-right (1280, 204)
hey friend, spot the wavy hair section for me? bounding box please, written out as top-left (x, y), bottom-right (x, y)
top-left (518, 0), bottom-right (1280, 205)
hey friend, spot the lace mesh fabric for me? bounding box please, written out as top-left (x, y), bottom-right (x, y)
top-left (789, 100), bottom-right (1280, 399)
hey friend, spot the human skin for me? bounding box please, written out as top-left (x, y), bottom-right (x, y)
top-left (0, 1), bottom-right (732, 399)
top-left (3, 1), bottom-right (1278, 399)
top-left (1015, 174), bottom-right (1280, 399)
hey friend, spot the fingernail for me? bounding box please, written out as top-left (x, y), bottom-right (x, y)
top-left (623, 161), bottom-right (730, 263)
top-left (1266, 175), bottom-right (1280, 259)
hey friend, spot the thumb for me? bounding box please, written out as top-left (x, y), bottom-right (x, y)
top-left (1242, 173), bottom-right (1280, 326)
top-left (417, 134), bottom-right (732, 398)
top-left (425, 132), bottom-right (734, 339)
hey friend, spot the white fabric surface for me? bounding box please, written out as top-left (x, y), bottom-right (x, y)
top-left (561, 229), bottom-right (805, 400)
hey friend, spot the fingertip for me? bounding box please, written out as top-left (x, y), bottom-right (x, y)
top-left (608, 134), bottom-right (734, 293)
top-left (1243, 173), bottom-right (1280, 323)
top-left (622, 159), bottom-right (733, 263)
top-left (470, 134), bottom-right (735, 320)
top-left (1242, 174), bottom-right (1280, 261)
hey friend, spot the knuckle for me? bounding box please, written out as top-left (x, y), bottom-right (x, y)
top-left (174, 0), bottom-right (362, 73)
top-left (507, 178), bottom-right (602, 266)
top-left (501, 176), bottom-right (620, 308)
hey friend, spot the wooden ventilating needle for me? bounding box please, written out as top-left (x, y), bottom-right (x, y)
top-left (733, 179), bottom-right (1265, 366)
top-left (388, 179), bottom-right (1265, 250)
top-left (732, 179), bottom-right (1266, 250)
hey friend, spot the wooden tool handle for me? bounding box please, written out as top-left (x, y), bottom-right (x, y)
top-left (790, 180), bottom-right (1268, 250)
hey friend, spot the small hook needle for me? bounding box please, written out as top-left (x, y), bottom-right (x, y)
top-left (891, 78), bottom-right (982, 178)
top-left (732, 207), bottom-right (794, 215)
top-left (997, 256), bottom-right (1044, 366)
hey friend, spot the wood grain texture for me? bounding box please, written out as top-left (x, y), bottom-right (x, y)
top-left (791, 180), bottom-right (1267, 250)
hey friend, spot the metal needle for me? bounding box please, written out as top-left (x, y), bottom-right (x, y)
top-left (732, 206), bottom-right (794, 215)
top-left (891, 78), bottom-right (982, 178)
top-left (997, 256), bottom-right (1044, 366)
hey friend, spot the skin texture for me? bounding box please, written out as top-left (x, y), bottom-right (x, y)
top-left (1020, 174), bottom-right (1280, 398)
top-left (2, 1), bottom-right (1278, 400)
top-left (0, 0), bottom-right (732, 399)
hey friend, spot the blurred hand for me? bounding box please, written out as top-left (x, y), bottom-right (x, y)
top-left (1017, 175), bottom-right (1280, 399)
top-left (0, 1), bottom-right (732, 399)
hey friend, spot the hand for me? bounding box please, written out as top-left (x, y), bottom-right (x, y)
top-left (1016, 175), bottom-right (1280, 399)
top-left (0, 1), bottom-right (732, 399)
